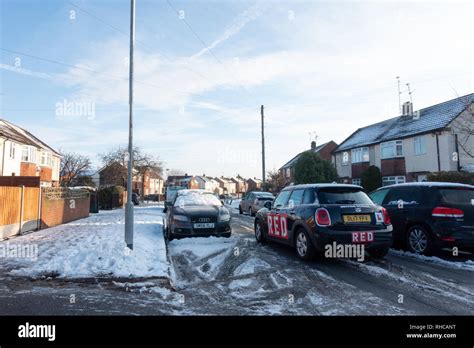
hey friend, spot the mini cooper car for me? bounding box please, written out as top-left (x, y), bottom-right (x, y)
top-left (254, 184), bottom-right (393, 260)
top-left (164, 189), bottom-right (232, 240)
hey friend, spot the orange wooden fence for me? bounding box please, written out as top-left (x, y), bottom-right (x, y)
top-left (0, 186), bottom-right (40, 240)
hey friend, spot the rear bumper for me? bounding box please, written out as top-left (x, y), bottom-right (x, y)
top-left (432, 222), bottom-right (474, 250)
top-left (310, 225), bottom-right (393, 251)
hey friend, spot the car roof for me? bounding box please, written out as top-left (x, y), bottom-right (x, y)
top-left (251, 191), bottom-right (274, 195)
top-left (373, 182), bottom-right (474, 191)
top-left (177, 189), bottom-right (214, 195)
top-left (282, 183), bottom-right (363, 191)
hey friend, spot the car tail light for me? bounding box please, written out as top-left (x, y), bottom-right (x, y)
top-left (432, 207), bottom-right (464, 218)
top-left (315, 208), bottom-right (331, 226)
top-left (381, 207), bottom-right (391, 225)
top-left (440, 236), bottom-right (456, 242)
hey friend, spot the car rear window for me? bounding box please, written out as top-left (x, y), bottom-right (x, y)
top-left (317, 188), bottom-right (373, 205)
top-left (438, 188), bottom-right (474, 205)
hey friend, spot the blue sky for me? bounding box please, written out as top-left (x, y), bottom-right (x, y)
top-left (1, 0), bottom-right (473, 178)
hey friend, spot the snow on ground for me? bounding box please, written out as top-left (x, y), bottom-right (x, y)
top-left (390, 249), bottom-right (474, 271)
top-left (224, 198), bottom-right (241, 211)
top-left (0, 205), bottom-right (169, 279)
top-left (233, 257), bottom-right (271, 276)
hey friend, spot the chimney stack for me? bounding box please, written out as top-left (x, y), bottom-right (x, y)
top-left (402, 101), bottom-right (413, 116)
top-left (311, 141), bottom-right (316, 150)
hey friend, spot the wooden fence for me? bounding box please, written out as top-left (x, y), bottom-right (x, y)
top-left (0, 186), bottom-right (40, 240)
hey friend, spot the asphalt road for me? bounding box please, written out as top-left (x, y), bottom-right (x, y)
top-left (0, 209), bottom-right (473, 315)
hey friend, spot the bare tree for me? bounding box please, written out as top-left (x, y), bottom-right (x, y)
top-left (60, 151), bottom-right (92, 187)
top-left (451, 95), bottom-right (474, 159)
top-left (264, 169), bottom-right (287, 193)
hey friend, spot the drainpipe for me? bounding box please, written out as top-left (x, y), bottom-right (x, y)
top-left (454, 134), bottom-right (461, 171)
top-left (1, 138), bottom-right (6, 175)
top-left (435, 133), bottom-right (441, 171)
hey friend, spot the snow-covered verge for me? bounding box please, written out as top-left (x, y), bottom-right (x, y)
top-left (0, 205), bottom-right (169, 279)
top-left (390, 249), bottom-right (474, 271)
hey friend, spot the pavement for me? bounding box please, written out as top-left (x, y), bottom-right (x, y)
top-left (0, 205), bottom-right (473, 315)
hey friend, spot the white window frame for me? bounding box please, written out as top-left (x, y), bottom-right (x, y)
top-left (352, 178), bottom-right (361, 186)
top-left (351, 147), bottom-right (369, 163)
top-left (342, 152), bottom-right (349, 165)
top-left (382, 176), bottom-right (406, 186)
top-left (381, 140), bottom-right (403, 159)
top-left (9, 142), bottom-right (16, 159)
top-left (21, 145), bottom-right (37, 163)
top-left (413, 136), bottom-right (426, 156)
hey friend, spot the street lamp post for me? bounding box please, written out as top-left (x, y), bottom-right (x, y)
top-left (125, 0), bottom-right (135, 250)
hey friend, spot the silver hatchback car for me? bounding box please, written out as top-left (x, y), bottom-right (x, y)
top-left (239, 191), bottom-right (275, 216)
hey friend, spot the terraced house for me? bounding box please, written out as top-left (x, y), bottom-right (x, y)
top-left (333, 94), bottom-right (474, 186)
top-left (0, 119), bottom-right (61, 187)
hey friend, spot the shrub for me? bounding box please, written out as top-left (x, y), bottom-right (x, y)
top-left (361, 166), bottom-right (383, 192)
top-left (426, 171), bottom-right (474, 185)
top-left (294, 151), bottom-right (338, 184)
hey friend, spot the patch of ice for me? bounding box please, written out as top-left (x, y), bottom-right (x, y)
top-left (233, 257), bottom-right (271, 276)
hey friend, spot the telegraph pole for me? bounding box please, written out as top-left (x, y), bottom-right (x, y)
top-left (261, 105), bottom-right (266, 185)
top-left (125, 0), bottom-right (135, 250)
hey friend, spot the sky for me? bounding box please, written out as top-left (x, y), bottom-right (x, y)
top-left (1, 0), bottom-right (473, 178)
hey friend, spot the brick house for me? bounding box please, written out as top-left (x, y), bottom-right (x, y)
top-left (195, 175), bottom-right (221, 193)
top-left (166, 175), bottom-right (199, 189)
top-left (333, 94), bottom-right (474, 186)
top-left (279, 140), bottom-right (338, 183)
top-left (0, 119), bottom-right (61, 187)
top-left (214, 176), bottom-right (237, 195)
top-left (230, 175), bottom-right (247, 196)
top-left (246, 177), bottom-right (263, 191)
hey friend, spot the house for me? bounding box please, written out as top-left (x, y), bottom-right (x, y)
top-left (333, 94), bottom-right (474, 186)
top-left (247, 177), bottom-right (263, 191)
top-left (214, 176), bottom-right (237, 195)
top-left (0, 119), bottom-right (61, 187)
top-left (279, 140), bottom-right (338, 183)
top-left (148, 173), bottom-right (164, 196)
top-left (230, 175), bottom-right (248, 196)
top-left (166, 174), bottom-right (199, 189)
top-left (195, 175), bottom-right (221, 194)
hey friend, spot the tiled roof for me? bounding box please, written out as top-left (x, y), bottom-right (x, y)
top-left (335, 93), bottom-right (474, 152)
top-left (280, 141), bottom-right (330, 169)
top-left (0, 118), bottom-right (61, 156)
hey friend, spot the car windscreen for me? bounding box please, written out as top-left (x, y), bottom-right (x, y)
top-left (255, 193), bottom-right (274, 198)
top-left (174, 193), bottom-right (222, 207)
top-left (438, 188), bottom-right (474, 205)
top-left (317, 188), bottom-right (373, 205)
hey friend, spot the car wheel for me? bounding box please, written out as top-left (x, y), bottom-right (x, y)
top-left (295, 228), bottom-right (315, 261)
top-left (249, 207), bottom-right (255, 217)
top-left (368, 247), bottom-right (390, 259)
top-left (254, 219), bottom-right (266, 243)
top-left (166, 226), bottom-right (174, 242)
top-left (239, 205), bottom-right (243, 214)
top-left (406, 225), bottom-right (432, 255)
top-left (222, 232), bottom-right (231, 238)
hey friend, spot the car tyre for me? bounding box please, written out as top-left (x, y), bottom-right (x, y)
top-left (249, 207), bottom-right (255, 217)
top-left (166, 225), bottom-right (174, 242)
top-left (222, 232), bottom-right (232, 238)
top-left (239, 205), bottom-right (243, 214)
top-left (295, 228), bottom-right (315, 261)
top-left (254, 219), bottom-right (266, 243)
top-left (406, 225), bottom-right (433, 255)
top-left (367, 247), bottom-right (390, 259)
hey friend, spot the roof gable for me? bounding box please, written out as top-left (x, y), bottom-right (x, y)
top-left (280, 141), bottom-right (332, 169)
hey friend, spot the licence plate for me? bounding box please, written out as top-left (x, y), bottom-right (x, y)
top-left (193, 223), bottom-right (215, 229)
top-left (352, 231), bottom-right (374, 244)
top-left (343, 214), bottom-right (371, 223)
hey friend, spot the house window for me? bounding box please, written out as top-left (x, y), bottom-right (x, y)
top-left (413, 136), bottom-right (426, 155)
top-left (9, 143), bottom-right (16, 159)
top-left (286, 168), bottom-right (291, 178)
top-left (382, 176), bottom-right (406, 186)
top-left (352, 178), bottom-right (361, 186)
top-left (342, 152), bottom-right (349, 165)
top-left (351, 147), bottom-right (369, 163)
top-left (21, 146), bottom-right (37, 163)
top-left (381, 140), bottom-right (403, 159)
top-left (40, 152), bottom-right (52, 167)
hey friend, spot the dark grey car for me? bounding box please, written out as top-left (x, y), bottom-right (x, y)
top-left (239, 191), bottom-right (275, 216)
top-left (164, 189), bottom-right (232, 241)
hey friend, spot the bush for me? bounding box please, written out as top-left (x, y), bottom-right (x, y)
top-left (294, 151), bottom-right (338, 184)
top-left (361, 165), bottom-right (383, 192)
top-left (426, 171), bottom-right (474, 185)
top-left (98, 185), bottom-right (125, 209)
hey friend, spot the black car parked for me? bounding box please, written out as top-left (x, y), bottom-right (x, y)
top-left (164, 189), bottom-right (232, 241)
top-left (369, 182), bottom-right (474, 255)
top-left (254, 184), bottom-right (393, 260)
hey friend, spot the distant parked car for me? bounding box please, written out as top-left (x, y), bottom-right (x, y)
top-left (164, 189), bottom-right (232, 241)
top-left (132, 193), bottom-right (140, 205)
top-left (239, 191), bottom-right (275, 216)
top-left (369, 182), bottom-right (474, 255)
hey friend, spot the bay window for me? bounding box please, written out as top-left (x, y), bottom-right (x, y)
top-left (21, 146), bottom-right (37, 163)
top-left (381, 140), bottom-right (403, 159)
top-left (382, 176), bottom-right (405, 186)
